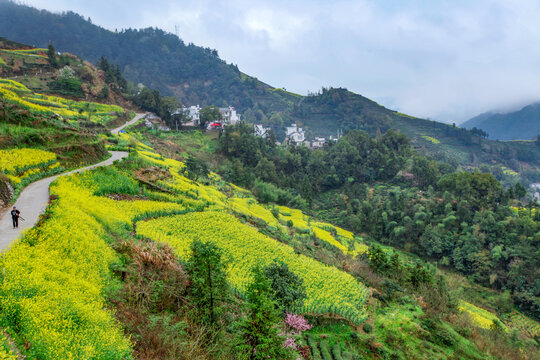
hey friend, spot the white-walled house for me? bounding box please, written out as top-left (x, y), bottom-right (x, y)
top-left (174, 105), bottom-right (240, 127)
top-left (254, 124), bottom-right (272, 138)
top-left (311, 137), bottom-right (327, 148)
top-left (180, 105), bottom-right (201, 126)
top-left (219, 106), bottom-right (240, 125)
top-left (285, 124), bottom-right (305, 145)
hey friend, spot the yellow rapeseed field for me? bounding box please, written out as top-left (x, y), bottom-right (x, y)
top-left (458, 301), bottom-right (506, 330)
top-left (0, 148), bottom-right (57, 174)
top-left (0, 171), bottom-right (187, 359)
top-left (0, 79), bottom-right (125, 124)
top-left (137, 211), bottom-right (369, 324)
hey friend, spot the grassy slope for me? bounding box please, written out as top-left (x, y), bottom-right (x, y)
top-left (129, 125), bottom-right (540, 359)
top-left (0, 39), bottom-right (140, 208)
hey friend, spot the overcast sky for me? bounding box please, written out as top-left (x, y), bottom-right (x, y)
top-left (23, 0), bottom-right (540, 123)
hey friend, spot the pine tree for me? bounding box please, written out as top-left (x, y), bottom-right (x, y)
top-left (47, 43), bottom-right (57, 67)
top-left (239, 266), bottom-right (292, 360)
top-left (186, 240), bottom-right (230, 327)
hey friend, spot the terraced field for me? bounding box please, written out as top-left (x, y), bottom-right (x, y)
top-left (137, 211), bottom-right (370, 325)
top-left (504, 312), bottom-right (540, 337)
top-left (458, 301), bottom-right (506, 330)
top-left (0, 79), bottom-right (125, 125)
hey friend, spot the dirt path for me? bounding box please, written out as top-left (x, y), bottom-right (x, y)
top-left (0, 113), bottom-right (146, 250)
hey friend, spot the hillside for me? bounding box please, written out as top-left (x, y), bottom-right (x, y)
top-left (4, 0), bottom-right (540, 176)
top-left (0, 38), bottom-right (137, 208)
top-left (462, 102), bottom-right (540, 140)
top-left (0, 27), bottom-right (540, 360)
top-left (2, 111), bottom-right (539, 358)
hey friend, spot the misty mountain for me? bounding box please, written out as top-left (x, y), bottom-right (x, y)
top-left (463, 102), bottom-right (540, 140)
top-left (3, 0), bottom-right (540, 171)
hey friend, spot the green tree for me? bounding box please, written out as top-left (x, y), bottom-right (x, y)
top-left (408, 263), bottom-right (433, 288)
top-left (158, 96), bottom-right (179, 124)
top-left (239, 266), bottom-right (292, 360)
top-left (254, 158), bottom-right (278, 183)
top-left (97, 85), bottom-right (109, 100)
top-left (185, 240), bottom-right (230, 327)
top-left (47, 43), bottom-right (57, 67)
top-left (494, 290), bottom-right (514, 316)
top-left (367, 245), bottom-right (389, 274)
top-left (170, 108), bottom-right (190, 131)
top-left (199, 105), bottom-right (222, 128)
top-left (264, 261), bottom-right (307, 313)
top-left (514, 182), bottom-right (527, 199)
top-left (184, 155), bottom-right (209, 181)
top-left (410, 155), bottom-right (440, 189)
top-left (269, 112), bottom-right (284, 126)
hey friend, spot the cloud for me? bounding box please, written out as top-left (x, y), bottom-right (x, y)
top-left (23, 0), bottom-right (540, 123)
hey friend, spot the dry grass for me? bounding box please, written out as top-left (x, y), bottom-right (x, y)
top-left (111, 238), bottom-right (233, 360)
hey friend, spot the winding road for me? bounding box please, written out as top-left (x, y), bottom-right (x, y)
top-left (0, 113), bottom-right (146, 250)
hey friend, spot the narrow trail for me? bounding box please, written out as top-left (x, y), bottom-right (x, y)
top-left (111, 112), bottom-right (146, 135)
top-left (0, 113), bottom-right (146, 250)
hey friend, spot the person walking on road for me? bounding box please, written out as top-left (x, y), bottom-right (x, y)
top-left (11, 206), bottom-right (20, 229)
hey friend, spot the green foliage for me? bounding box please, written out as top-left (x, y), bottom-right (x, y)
top-left (184, 155), bottom-right (209, 181)
top-left (97, 85), bottom-right (109, 100)
top-left (97, 56), bottom-right (127, 91)
top-left (199, 105), bottom-right (221, 128)
top-left (49, 75), bottom-right (84, 97)
top-left (307, 334), bottom-right (322, 360)
top-left (438, 171), bottom-right (503, 210)
top-left (514, 182), bottom-right (527, 199)
top-left (494, 290), bottom-right (514, 316)
top-left (79, 166), bottom-right (139, 196)
top-left (47, 43), bottom-right (57, 67)
top-left (362, 323), bottom-right (373, 333)
top-left (238, 265), bottom-right (293, 360)
top-left (131, 86), bottom-right (178, 126)
top-left (264, 260), bottom-right (307, 313)
top-left (319, 338), bottom-right (332, 360)
top-left (367, 245), bottom-right (389, 274)
top-left (185, 240), bottom-right (231, 327)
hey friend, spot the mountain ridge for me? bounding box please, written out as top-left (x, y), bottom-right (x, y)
top-left (3, 0), bottom-right (540, 175)
top-left (462, 102), bottom-right (540, 140)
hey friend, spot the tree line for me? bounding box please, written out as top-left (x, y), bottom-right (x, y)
top-left (216, 123), bottom-right (540, 320)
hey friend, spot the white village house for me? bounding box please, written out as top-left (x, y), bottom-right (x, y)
top-left (254, 124), bottom-right (272, 138)
top-left (311, 137), bottom-right (327, 149)
top-left (219, 106), bottom-right (240, 125)
top-left (175, 105), bottom-right (240, 127)
top-left (285, 124), bottom-right (306, 146)
top-left (176, 105), bottom-right (201, 126)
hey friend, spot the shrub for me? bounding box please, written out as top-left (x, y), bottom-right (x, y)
top-left (363, 323), bottom-right (373, 333)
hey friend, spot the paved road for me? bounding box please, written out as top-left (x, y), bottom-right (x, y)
top-left (0, 112), bottom-right (146, 249)
top-left (0, 151), bottom-right (129, 250)
top-left (111, 112), bottom-right (146, 135)
top-left (0, 113), bottom-right (146, 250)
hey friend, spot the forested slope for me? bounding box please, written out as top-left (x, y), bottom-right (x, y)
top-left (463, 103), bottom-right (540, 140)
top-left (4, 0), bottom-right (540, 175)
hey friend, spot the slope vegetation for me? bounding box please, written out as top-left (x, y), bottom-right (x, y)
top-left (4, 0), bottom-right (540, 174)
